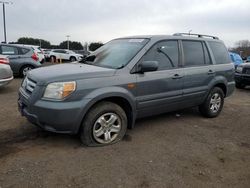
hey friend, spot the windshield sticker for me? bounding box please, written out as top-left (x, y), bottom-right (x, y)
top-left (128, 39), bottom-right (145, 43)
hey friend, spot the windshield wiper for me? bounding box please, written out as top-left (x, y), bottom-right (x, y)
top-left (117, 64), bottom-right (125, 69)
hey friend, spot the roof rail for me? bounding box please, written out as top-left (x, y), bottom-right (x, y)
top-left (173, 33), bottom-right (219, 40)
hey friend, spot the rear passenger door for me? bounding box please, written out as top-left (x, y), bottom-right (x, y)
top-left (136, 40), bottom-right (184, 117)
top-left (181, 40), bottom-right (214, 105)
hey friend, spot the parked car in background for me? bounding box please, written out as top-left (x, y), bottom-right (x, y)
top-left (0, 44), bottom-right (42, 77)
top-left (73, 50), bottom-right (91, 58)
top-left (235, 63), bottom-right (250, 89)
top-left (42, 49), bottom-right (51, 61)
top-left (49, 49), bottom-right (83, 62)
top-left (246, 56), bottom-right (250, 63)
top-left (33, 46), bottom-right (45, 63)
top-left (0, 55), bottom-right (13, 87)
top-left (229, 52), bottom-right (243, 68)
top-left (18, 33), bottom-right (235, 146)
top-left (17, 45), bottom-right (45, 63)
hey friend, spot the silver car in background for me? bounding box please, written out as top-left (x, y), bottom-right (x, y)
top-left (0, 44), bottom-right (42, 77)
top-left (0, 55), bottom-right (13, 87)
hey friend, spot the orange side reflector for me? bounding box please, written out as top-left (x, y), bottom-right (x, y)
top-left (127, 83), bottom-right (135, 89)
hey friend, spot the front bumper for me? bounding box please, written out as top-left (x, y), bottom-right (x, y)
top-left (235, 73), bottom-right (250, 85)
top-left (0, 76), bottom-right (13, 87)
top-left (18, 88), bottom-right (90, 134)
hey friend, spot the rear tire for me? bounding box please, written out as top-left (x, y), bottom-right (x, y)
top-left (20, 65), bottom-right (34, 77)
top-left (80, 102), bottom-right (127, 147)
top-left (50, 56), bottom-right (56, 62)
top-left (199, 87), bottom-right (224, 118)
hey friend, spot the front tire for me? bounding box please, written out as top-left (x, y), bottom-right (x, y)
top-left (80, 102), bottom-right (127, 146)
top-left (70, 56), bottom-right (77, 62)
top-left (199, 87), bottom-right (224, 118)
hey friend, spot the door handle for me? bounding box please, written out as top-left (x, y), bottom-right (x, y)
top-left (172, 74), bottom-right (183, 79)
top-left (208, 70), bottom-right (215, 75)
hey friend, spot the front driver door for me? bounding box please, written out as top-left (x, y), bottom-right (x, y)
top-left (135, 40), bottom-right (184, 118)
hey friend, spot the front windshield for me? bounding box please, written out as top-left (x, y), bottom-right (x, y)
top-left (85, 38), bottom-right (149, 69)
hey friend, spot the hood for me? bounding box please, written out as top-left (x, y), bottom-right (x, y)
top-left (241, 63), bottom-right (250, 68)
top-left (28, 63), bottom-right (115, 85)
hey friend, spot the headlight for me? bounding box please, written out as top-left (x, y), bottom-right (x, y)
top-left (43, 81), bottom-right (76, 100)
top-left (236, 66), bottom-right (243, 73)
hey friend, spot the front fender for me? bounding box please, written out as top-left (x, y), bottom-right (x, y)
top-left (76, 86), bottom-right (137, 132)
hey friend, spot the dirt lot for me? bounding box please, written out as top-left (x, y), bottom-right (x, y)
top-left (0, 78), bottom-right (250, 188)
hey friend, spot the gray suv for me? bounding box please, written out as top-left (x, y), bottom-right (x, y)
top-left (0, 44), bottom-right (42, 77)
top-left (18, 33), bottom-right (235, 146)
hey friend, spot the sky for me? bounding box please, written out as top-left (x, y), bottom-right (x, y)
top-left (0, 0), bottom-right (249, 47)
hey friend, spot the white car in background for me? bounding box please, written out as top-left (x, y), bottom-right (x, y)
top-left (49, 49), bottom-right (83, 62)
top-left (0, 55), bottom-right (13, 87)
top-left (42, 49), bottom-right (51, 60)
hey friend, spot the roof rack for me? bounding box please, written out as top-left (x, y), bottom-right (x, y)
top-left (173, 33), bottom-right (219, 40)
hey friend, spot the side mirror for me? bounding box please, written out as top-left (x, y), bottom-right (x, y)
top-left (137, 61), bottom-right (158, 73)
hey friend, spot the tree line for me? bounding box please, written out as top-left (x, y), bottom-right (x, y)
top-left (8, 37), bottom-right (103, 51)
top-left (229, 40), bottom-right (250, 59)
top-left (9, 37), bottom-right (250, 57)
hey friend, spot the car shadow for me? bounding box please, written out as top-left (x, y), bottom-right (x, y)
top-left (134, 107), bottom-right (200, 127)
top-left (0, 107), bottom-right (201, 156)
top-left (0, 85), bottom-right (16, 94)
top-left (236, 86), bottom-right (250, 92)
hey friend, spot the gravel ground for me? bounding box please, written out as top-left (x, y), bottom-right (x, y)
top-left (0, 78), bottom-right (250, 188)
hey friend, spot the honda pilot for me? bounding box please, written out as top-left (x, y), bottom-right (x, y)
top-left (18, 33), bottom-right (235, 146)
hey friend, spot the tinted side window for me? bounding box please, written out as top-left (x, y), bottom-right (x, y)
top-left (182, 41), bottom-right (205, 66)
top-left (208, 41), bottom-right (230, 64)
top-left (53, 50), bottom-right (61, 53)
top-left (1, 45), bottom-right (19, 55)
top-left (143, 40), bottom-right (179, 70)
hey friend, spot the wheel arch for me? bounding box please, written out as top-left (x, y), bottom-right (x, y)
top-left (77, 93), bottom-right (136, 134)
top-left (69, 56), bottom-right (77, 60)
top-left (208, 76), bottom-right (228, 97)
top-left (19, 64), bottom-right (35, 77)
top-left (213, 83), bottom-right (227, 97)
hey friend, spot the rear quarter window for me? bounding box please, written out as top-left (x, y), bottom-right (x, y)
top-left (208, 41), bottom-right (230, 64)
top-left (20, 48), bottom-right (30, 54)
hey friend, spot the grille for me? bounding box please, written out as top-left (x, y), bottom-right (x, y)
top-left (243, 68), bottom-right (250, 75)
top-left (22, 77), bottom-right (37, 95)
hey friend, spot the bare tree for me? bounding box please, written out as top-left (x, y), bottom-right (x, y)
top-left (231, 40), bottom-right (250, 59)
top-left (235, 40), bottom-right (250, 48)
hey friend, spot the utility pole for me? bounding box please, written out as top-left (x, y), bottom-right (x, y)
top-left (0, 1), bottom-right (13, 43)
top-left (66, 35), bottom-right (70, 50)
top-left (188, 30), bottom-right (192, 35)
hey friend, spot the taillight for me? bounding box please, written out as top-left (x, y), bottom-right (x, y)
top-left (31, 53), bottom-right (39, 61)
top-left (0, 57), bottom-right (9, 64)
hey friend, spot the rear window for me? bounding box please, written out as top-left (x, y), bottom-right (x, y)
top-left (208, 41), bottom-right (230, 64)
